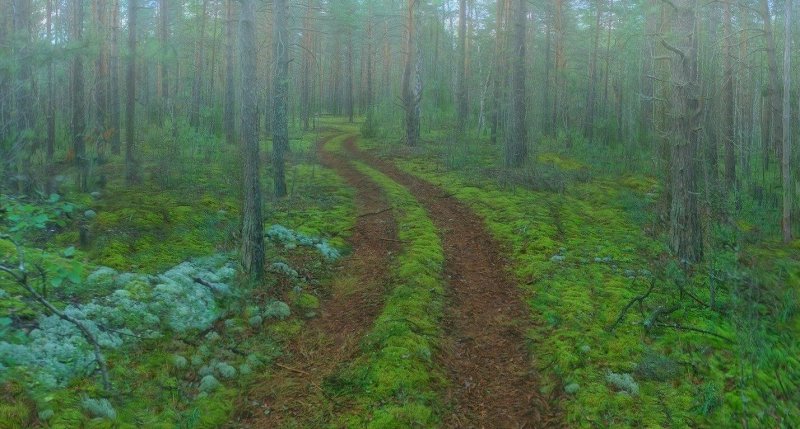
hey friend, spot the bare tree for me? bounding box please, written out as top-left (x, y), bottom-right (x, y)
top-left (456, 0), bottom-right (468, 132)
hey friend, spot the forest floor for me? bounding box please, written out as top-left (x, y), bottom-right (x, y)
top-left (235, 129), bottom-right (563, 428)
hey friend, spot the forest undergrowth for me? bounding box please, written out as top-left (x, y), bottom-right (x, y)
top-left (357, 130), bottom-right (800, 428)
top-left (0, 125), bottom-right (357, 428)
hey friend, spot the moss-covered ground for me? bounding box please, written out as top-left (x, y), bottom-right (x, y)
top-left (358, 134), bottom-right (800, 428)
top-left (323, 161), bottom-right (446, 428)
top-left (0, 124), bottom-right (358, 428)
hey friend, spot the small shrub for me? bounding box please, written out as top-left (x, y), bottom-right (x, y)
top-left (80, 397), bottom-right (116, 420)
top-left (606, 372), bottom-right (639, 396)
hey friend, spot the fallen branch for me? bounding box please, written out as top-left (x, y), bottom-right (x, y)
top-left (653, 323), bottom-right (734, 343)
top-left (0, 262), bottom-right (112, 391)
top-left (608, 277), bottom-right (657, 333)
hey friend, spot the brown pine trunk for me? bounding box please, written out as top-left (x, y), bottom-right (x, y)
top-left (584, 0), bottom-right (602, 143)
top-left (125, 0), bottom-right (138, 184)
top-left (456, 0), bottom-right (468, 132)
top-left (94, 0), bottom-right (109, 159)
top-left (239, 0), bottom-right (265, 280)
top-left (12, 0), bottom-right (33, 194)
top-left (300, 0), bottom-right (313, 131)
top-left (273, 0), bottom-right (289, 197)
top-left (761, 0), bottom-right (782, 162)
top-left (722, 0), bottom-right (736, 187)
top-left (156, 0), bottom-right (168, 123)
top-left (667, 0), bottom-right (703, 263)
top-left (46, 0), bottom-right (55, 167)
top-left (402, 0), bottom-right (420, 147)
top-left (223, 0), bottom-right (236, 144)
top-left (190, 0), bottom-right (209, 127)
top-left (505, 0), bottom-right (527, 167)
top-left (110, 0), bottom-right (121, 154)
top-left (781, 0), bottom-right (793, 242)
top-left (72, 0), bottom-right (87, 191)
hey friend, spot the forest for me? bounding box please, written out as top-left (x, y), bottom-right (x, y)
top-left (0, 0), bottom-right (798, 427)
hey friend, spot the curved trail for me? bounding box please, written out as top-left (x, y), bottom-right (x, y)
top-left (344, 138), bottom-right (563, 428)
top-left (233, 134), bottom-right (399, 428)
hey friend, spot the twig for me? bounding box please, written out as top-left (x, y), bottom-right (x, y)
top-left (653, 323), bottom-right (734, 343)
top-left (608, 277), bottom-right (657, 333)
top-left (378, 237), bottom-right (405, 243)
top-left (276, 362), bottom-right (311, 376)
top-left (0, 263), bottom-right (112, 391)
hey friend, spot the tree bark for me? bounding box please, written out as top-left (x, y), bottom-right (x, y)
top-left (156, 0), bottom-right (169, 123)
top-left (239, 0), bottom-right (265, 280)
top-left (402, 0), bottom-right (421, 147)
top-left (722, 0), bottom-right (736, 187)
top-left (125, 0), bottom-right (138, 185)
top-left (110, 0), bottom-right (121, 154)
top-left (456, 0), bottom-right (468, 132)
top-left (667, 0), bottom-right (703, 263)
top-left (504, 0), bottom-right (527, 167)
top-left (190, 0), bottom-right (209, 128)
top-left (584, 0), bottom-right (603, 143)
top-left (72, 0), bottom-right (87, 191)
top-left (273, 0), bottom-right (289, 197)
top-left (781, 0), bottom-right (793, 242)
top-left (223, 0), bottom-right (236, 144)
top-left (760, 0), bottom-right (782, 164)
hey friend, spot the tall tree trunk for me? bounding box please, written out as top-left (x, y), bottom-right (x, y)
top-left (667, 0), bottom-right (703, 263)
top-left (125, 0), bottom-right (138, 184)
top-left (761, 0), bottom-right (782, 163)
top-left (584, 0), bottom-right (602, 143)
top-left (223, 0), bottom-right (236, 144)
top-left (46, 0), bottom-right (55, 170)
top-left (272, 0), bottom-right (289, 197)
top-left (402, 0), bottom-right (420, 147)
top-left (94, 0), bottom-right (109, 162)
top-left (12, 0), bottom-right (33, 194)
top-left (72, 0), bottom-right (87, 192)
top-left (239, 0), bottom-right (265, 280)
top-left (456, 0), bottom-right (468, 132)
top-left (490, 0), bottom-right (506, 143)
top-left (505, 0), bottom-right (527, 167)
top-left (156, 0), bottom-right (169, 123)
top-left (110, 0), bottom-right (121, 154)
top-left (722, 0), bottom-right (736, 187)
top-left (347, 30), bottom-right (355, 123)
top-left (781, 0), bottom-right (793, 242)
top-left (300, 0), bottom-right (313, 130)
top-left (190, 0), bottom-right (209, 127)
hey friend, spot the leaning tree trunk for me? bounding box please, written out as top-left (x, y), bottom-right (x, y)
top-left (781, 0), bottom-right (793, 243)
top-left (666, 0), bottom-right (703, 263)
top-left (402, 0), bottom-right (420, 147)
top-left (504, 0), bottom-right (527, 167)
top-left (272, 0), bottom-right (289, 197)
top-left (239, 0), bottom-right (265, 280)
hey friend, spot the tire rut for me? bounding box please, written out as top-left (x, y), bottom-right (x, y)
top-left (232, 134), bottom-right (399, 428)
top-left (344, 138), bottom-right (563, 428)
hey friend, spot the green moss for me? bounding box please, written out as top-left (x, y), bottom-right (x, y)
top-left (379, 137), bottom-right (778, 427)
top-left (327, 162), bottom-right (445, 428)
